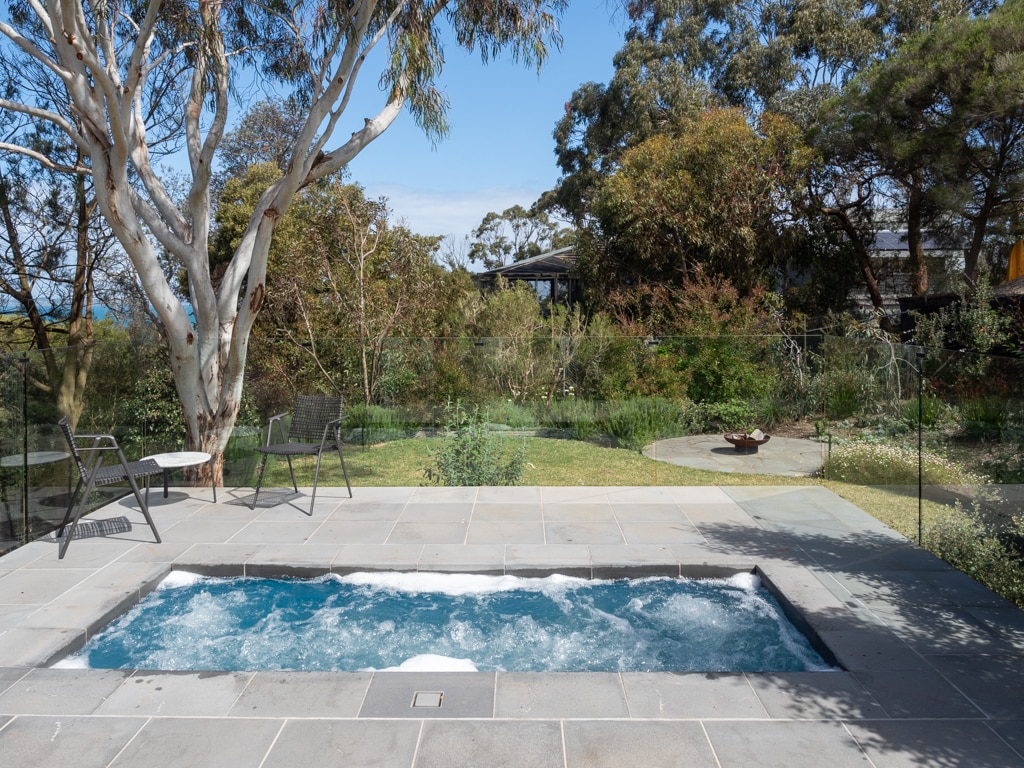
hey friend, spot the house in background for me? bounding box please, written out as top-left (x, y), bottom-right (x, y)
top-left (866, 229), bottom-right (964, 296)
top-left (850, 224), bottom-right (966, 321)
top-left (476, 246), bottom-right (582, 307)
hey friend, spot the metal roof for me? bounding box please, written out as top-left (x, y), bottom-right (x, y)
top-left (478, 247), bottom-right (576, 279)
top-left (870, 231), bottom-right (957, 251)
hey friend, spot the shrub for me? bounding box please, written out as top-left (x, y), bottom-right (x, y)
top-left (822, 442), bottom-right (986, 485)
top-left (600, 397), bottom-right (686, 451)
top-left (565, 314), bottom-right (644, 399)
top-left (538, 398), bottom-right (601, 441)
top-left (807, 336), bottom-right (887, 420)
top-left (958, 396), bottom-right (1009, 440)
top-left (482, 400), bottom-right (536, 429)
top-left (345, 404), bottom-right (413, 445)
top-left (901, 395), bottom-right (951, 430)
top-left (424, 401), bottom-right (527, 486)
top-left (119, 355), bottom-right (184, 455)
top-left (980, 440), bottom-right (1024, 483)
top-left (702, 399), bottom-right (759, 432)
top-left (924, 508), bottom-right (1024, 608)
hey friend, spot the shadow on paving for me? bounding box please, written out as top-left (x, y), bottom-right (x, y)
top-left (692, 512), bottom-right (1024, 766)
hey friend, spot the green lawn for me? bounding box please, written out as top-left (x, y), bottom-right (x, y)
top-left (247, 433), bottom-right (1019, 607)
top-left (254, 434), bottom-right (950, 540)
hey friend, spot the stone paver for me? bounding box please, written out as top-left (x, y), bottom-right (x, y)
top-left (644, 434), bottom-right (825, 476)
top-left (0, 484), bottom-right (1022, 767)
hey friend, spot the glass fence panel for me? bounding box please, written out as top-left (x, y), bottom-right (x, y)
top-left (3, 335), bottom-right (1022, 575)
top-left (1, 353), bottom-right (28, 554)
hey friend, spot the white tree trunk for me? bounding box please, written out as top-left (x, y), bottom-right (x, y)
top-left (0, 0), bottom-right (561, 484)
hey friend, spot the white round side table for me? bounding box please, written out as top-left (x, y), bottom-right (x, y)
top-left (144, 451), bottom-right (217, 502)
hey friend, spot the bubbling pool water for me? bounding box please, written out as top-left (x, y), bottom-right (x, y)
top-left (56, 571), bottom-right (832, 673)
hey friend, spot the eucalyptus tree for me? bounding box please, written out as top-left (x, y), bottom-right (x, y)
top-left (467, 204), bottom-right (573, 269)
top-left (0, 89), bottom-right (126, 428)
top-left (583, 108), bottom-right (812, 295)
top-left (0, 0), bottom-right (565, 476)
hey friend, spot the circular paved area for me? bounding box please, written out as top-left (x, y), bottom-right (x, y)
top-left (643, 434), bottom-right (825, 477)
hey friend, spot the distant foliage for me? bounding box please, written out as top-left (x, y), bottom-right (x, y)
top-left (823, 442), bottom-right (986, 486)
top-left (345, 404), bottom-right (415, 445)
top-left (424, 401), bottom-right (527, 486)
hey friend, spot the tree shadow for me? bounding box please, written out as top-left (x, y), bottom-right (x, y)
top-left (690, 515), bottom-right (1024, 766)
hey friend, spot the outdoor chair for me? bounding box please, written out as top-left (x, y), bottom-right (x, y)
top-left (55, 418), bottom-right (164, 559)
top-left (250, 395), bottom-right (352, 515)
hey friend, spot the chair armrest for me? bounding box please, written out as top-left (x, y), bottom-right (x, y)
top-left (71, 433), bottom-right (120, 448)
top-left (319, 417), bottom-right (346, 447)
top-left (264, 412), bottom-right (291, 446)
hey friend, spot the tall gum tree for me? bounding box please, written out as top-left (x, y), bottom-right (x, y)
top-left (0, 0), bottom-right (564, 480)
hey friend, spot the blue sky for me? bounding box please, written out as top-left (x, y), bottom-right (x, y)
top-left (345, 4), bottom-right (628, 243)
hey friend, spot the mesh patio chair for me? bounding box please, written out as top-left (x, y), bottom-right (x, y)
top-left (56, 418), bottom-right (164, 559)
top-left (251, 395), bottom-right (352, 515)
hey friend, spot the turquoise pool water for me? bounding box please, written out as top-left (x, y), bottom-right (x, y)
top-left (59, 571), bottom-right (831, 673)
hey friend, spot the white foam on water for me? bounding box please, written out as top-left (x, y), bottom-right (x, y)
top-left (725, 572), bottom-right (761, 590)
top-left (380, 654), bottom-right (479, 672)
top-left (158, 570), bottom-right (208, 589)
top-left (337, 570), bottom-right (589, 596)
top-left (51, 655), bottom-right (89, 669)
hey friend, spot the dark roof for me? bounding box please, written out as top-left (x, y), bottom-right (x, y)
top-left (870, 231), bottom-right (957, 251)
top-left (994, 274), bottom-right (1024, 297)
top-left (478, 247), bottom-right (576, 280)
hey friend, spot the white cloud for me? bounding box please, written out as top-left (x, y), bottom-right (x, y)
top-left (364, 183), bottom-right (547, 241)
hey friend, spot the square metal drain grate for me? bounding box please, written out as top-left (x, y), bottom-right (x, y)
top-left (412, 691), bottom-right (444, 708)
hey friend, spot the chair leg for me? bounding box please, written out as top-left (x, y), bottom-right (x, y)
top-left (308, 452), bottom-right (324, 516)
top-left (58, 474), bottom-right (98, 559)
top-left (284, 455), bottom-right (299, 493)
top-left (124, 472), bottom-right (161, 545)
top-left (251, 453), bottom-right (271, 509)
top-left (56, 477), bottom-right (85, 538)
top-left (335, 437), bottom-right (352, 499)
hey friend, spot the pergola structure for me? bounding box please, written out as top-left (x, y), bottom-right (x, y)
top-left (476, 247), bottom-right (581, 307)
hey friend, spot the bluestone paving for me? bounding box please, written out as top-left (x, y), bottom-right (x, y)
top-left (260, 719), bottom-right (421, 768)
top-left (705, 721), bottom-right (873, 767)
top-left (0, 483), bottom-right (1022, 766)
top-left (848, 719), bottom-right (1024, 768)
top-left (105, 717), bottom-right (283, 768)
top-left (562, 721), bottom-right (718, 768)
top-left (227, 670), bottom-right (372, 717)
top-left (416, 720), bottom-right (564, 768)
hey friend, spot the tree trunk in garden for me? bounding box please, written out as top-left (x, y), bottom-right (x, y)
top-left (905, 185), bottom-right (929, 297)
top-left (0, 0), bottom-right (564, 485)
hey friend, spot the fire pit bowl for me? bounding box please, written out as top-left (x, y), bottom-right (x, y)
top-left (723, 430), bottom-right (770, 454)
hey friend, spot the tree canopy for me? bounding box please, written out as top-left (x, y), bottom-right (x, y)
top-left (468, 204), bottom-right (573, 268)
top-left (0, 0), bottom-right (567, 469)
top-left (581, 108), bottom-right (811, 295)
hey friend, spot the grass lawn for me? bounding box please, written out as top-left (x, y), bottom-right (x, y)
top-left (245, 433), bottom-right (1020, 607)
top-left (255, 435), bottom-right (954, 542)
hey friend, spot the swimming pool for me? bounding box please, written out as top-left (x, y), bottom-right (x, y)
top-left (57, 571), bottom-right (832, 673)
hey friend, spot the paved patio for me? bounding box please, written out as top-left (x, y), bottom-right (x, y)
top-left (1, 484), bottom-right (1023, 767)
top-left (644, 434), bottom-right (825, 476)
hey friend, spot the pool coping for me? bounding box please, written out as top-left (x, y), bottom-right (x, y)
top-left (2, 485), bottom-right (1024, 767)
